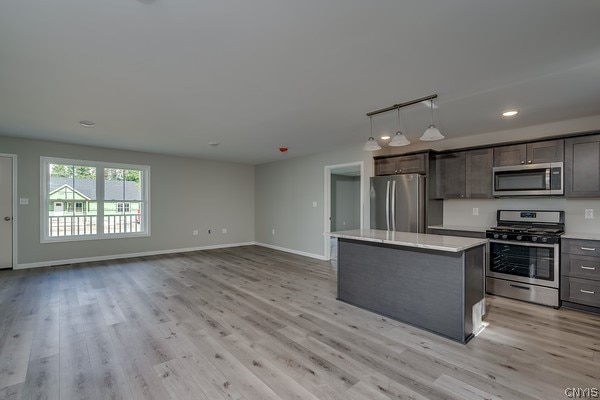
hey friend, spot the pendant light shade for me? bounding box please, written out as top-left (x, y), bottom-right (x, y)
top-left (389, 109), bottom-right (411, 147)
top-left (363, 116), bottom-right (381, 151)
top-left (364, 94), bottom-right (444, 150)
top-left (420, 99), bottom-right (444, 141)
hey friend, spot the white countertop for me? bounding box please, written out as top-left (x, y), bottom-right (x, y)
top-left (427, 225), bottom-right (487, 233)
top-left (327, 229), bottom-right (488, 253)
top-left (562, 232), bottom-right (600, 241)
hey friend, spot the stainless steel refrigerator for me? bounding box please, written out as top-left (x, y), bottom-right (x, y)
top-left (370, 174), bottom-right (426, 233)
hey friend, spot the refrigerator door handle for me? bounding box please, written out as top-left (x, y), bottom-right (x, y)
top-left (391, 180), bottom-right (396, 231)
top-left (385, 181), bottom-right (391, 231)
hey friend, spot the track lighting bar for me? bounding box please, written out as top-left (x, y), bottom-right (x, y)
top-left (366, 94), bottom-right (437, 117)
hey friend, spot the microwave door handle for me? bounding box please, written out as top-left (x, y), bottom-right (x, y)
top-left (545, 168), bottom-right (551, 189)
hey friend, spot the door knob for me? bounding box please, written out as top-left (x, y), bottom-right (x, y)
top-left (4, 217), bottom-right (11, 221)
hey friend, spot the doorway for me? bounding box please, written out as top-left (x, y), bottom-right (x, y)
top-left (0, 154), bottom-right (16, 270)
top-left (324, 162), bottom-right (364, 261)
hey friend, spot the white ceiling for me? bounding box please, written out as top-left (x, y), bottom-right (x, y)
top-left (1, 0), bottom-right (600, 165)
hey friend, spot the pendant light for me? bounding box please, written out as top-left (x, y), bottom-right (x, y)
top-left (389, 108), bottom-right (410, 147)
top-left (420, 98), bottom-right (444, 141)
top-left (362, 116), bottom-right (381, 151)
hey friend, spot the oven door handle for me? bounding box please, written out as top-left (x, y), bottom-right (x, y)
top-left (488, 239), bottom-right (558, 248)
top-left (509, 284), bottom-right (531, 291)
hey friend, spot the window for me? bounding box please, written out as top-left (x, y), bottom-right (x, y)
top-left (116, 202), bottom-right (130, 213)
top-left (41, 157), bottom-right (150, 242)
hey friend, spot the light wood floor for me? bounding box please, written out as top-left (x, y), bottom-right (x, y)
top-left (1, 246), bottom-right (599, 400)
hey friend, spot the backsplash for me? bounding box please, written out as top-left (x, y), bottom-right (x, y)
top-left (443, 198), bottom-right (600, 234)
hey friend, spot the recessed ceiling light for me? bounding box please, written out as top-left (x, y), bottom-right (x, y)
top-left (208, 141), bottom-right (220, 146)
top-left (502, 110), bottom-right (519, 117)
top-left (79, 120), bottom-right (95, 127)
top-left (380, 135), bottom-right (391, 140)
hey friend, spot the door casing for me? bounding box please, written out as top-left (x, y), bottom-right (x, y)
top-left (0, 154), bottom-right (17, 270)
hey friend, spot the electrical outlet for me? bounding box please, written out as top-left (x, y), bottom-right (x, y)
top-left (222, 228), bottom-right (227, 234)
top-left (19, 198), bottom-right (29, 205)
top-left (272, 229), bottom-right (275, 235)
top-left (192, 230), bottom-right (199, 236)
top-left (585, 209), bottom-right (594, 219)
top-left (312, 201), bottom-right (317, 208)
top-left (472, 208), bottom-right (479, 216)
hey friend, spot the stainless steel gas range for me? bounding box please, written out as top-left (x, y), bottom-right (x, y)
top-left (485, 210), bottom-right (565, 307)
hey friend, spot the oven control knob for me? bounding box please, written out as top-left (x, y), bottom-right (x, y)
top-left (532, 236), bottom-right (538, 242)
top-left (493, 234), bottom-right (500, 239)
top-left (502, 234), bottom-right (508, 240)
top-left (541, 237), bottom-right (548, 243)
top-left (516, 235), bottom-right (523, 240)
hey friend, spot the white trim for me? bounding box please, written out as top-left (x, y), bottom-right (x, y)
top-left (40, 156), bottom-right (151, 243)
top-left (254, 242), bottom-right (327, 261)
top-left (323, 161), bottom-right (365, 261)
top-left (15, 242), bottom-right (256, 270)
top-left (0, 153), bottom-right (18, 270)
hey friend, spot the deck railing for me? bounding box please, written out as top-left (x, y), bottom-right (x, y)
top-left (48, 214), bottom-right (141, 237)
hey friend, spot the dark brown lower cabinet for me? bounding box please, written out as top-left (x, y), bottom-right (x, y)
top-left (561, 238), bottom-right (600, 313)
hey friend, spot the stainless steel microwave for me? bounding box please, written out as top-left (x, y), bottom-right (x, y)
top-left (492, 162), bottom-right (563, 196)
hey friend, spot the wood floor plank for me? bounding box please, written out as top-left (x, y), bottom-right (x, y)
top-left (1, 246), bottom-right (599, 399)
top-left (21, 354), bottom-right (59, 400)
top-left (82, 303), bottom-right (134, 400)
top-left (0, 383), bottom-right (22, 400)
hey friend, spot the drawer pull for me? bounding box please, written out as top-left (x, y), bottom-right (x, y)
top-left (580, 289), bottom-right (596, 295)
top-left (580, 247), bottom-right (597, 251)
top-left (581, 266), bottom-right (597, 270)
top-left (509, 284), bottom-right (530, 291)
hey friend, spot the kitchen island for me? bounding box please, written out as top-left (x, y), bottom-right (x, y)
top-left (328, 229), bottom-right (487, 343)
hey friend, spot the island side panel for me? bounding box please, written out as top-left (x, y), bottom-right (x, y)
top-left (463, 245), bottom-right (485, 337)
top-left (337, 238), bottom-right (465, 342)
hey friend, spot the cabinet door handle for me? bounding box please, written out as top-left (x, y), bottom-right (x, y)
top-left (520, 161), bottom-right (525, 165)
top-left (580, 289), bottom-right (596, 295)
top-left (581, 266), bottom-right (597, 270)
top-left (581, 247), bottom-right (597, 251)
top-left (527, 160), bottom-right (532, 164)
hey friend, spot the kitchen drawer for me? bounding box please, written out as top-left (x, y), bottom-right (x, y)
top-left (562, 238), bottom-right (600, 258)
top-left (561, 276), bottom-right (600, 307)
top-left (561, 253), bottom-right (600, 280)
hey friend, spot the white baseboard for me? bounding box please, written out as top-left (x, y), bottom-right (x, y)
top-left (14, 242), bottom-right (256, 270)
top-left (254, 242), bottom-right (327, 261)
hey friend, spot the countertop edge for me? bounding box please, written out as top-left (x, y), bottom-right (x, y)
top-left (562, 232), bottom-right (600, 241)
top-left (327, 230), bottom-right (488, 253)
top-left (427, 225), bottom-right (487, 233)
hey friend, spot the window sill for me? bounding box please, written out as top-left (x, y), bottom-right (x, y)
top-left (41, 232), bottom-right (151, 244)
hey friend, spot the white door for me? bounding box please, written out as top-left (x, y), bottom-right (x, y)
top-left (0, 156), bottom-right (13, 269)
top-left (54, 202), bottom-right (64, 214)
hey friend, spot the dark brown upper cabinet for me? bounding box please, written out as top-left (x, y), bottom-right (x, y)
top-left (565, 134), bottom-right (600, 198)
top-left (493, 140), bottom-right (564, 167)
top-left (374, 153), bottom-right (427, 176)
top-left (435, 148), bottom-right (493, 199)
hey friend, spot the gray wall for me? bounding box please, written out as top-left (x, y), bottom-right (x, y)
top-left (331, 174), bottom-right (360, 231)
top-left (0, 135), bottom-right (255, 266)
top-left (255, 145), bottom-right (372, 258)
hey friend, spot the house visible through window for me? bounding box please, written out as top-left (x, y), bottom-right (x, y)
top-left (41, 157), bottom-right (150, 242)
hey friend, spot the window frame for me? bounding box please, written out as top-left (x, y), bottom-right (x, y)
top-left (41, 157), bottom-right (151, 243)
